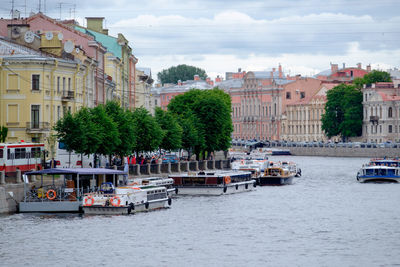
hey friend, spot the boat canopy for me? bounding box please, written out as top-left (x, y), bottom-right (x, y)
top-left (24, 168), bottom-right (126, 176)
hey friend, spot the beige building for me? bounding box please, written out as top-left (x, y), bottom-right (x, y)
top-left (282, 83), bottom-right (337, 142)
top-left (0, 39), bottom-right (88, 143)
top-left (362, 82), bottom-right (400, 143)
top-left (135, 67), bottom-right (153, 111)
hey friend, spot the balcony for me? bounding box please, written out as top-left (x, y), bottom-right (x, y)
top-left (62, 91), bottom-right (75, 101)
top-left (26, 122), bottom-right (50, 133)
top-left (370, 116), bottom-right (379, 124)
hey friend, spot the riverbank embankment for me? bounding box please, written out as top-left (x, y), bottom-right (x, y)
top-left (288, 147), bottom-right (400, 157)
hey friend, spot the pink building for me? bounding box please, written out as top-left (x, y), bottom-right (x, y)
top-left (316, 63), bottom-right (370, 82)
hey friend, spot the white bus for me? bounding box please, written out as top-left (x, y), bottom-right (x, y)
top-left (54, 142), bottom-right (94, 168)
top-left (0, 143), bottom-right (44, 173)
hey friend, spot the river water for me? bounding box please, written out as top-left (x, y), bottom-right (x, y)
top-left (1, 156), bottom-right (400, 267)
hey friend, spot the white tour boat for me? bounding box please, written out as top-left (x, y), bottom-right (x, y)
top-left (357, 158), bottom-right (400, 183)
top-left (169, 170), bottom-right (256, 195)
top-left (82, 182), bottom-right (171, 215)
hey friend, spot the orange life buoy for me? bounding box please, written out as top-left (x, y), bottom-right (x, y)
top-left (224, 176), bottom-right (231, 184)
top-left (84, 195), bottom-right (94, 206)
top-left (110, 196), bottom-right (121, 207)
top-left (46, 189), bottom-right (57, 200)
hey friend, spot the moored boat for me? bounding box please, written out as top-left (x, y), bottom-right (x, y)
top-left (357, 158), bottom-right (400, 183)
top-left (259, 161), bottom-right (295, 185)
top-left (128, 176), bottom-right (177, 195)
top-left (169, 170), bottom-right (256, 195)
top-left (83, 183), bottom-right (171, 215)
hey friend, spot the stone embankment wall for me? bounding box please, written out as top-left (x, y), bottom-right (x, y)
top-left (288, 147), bottom-right (400, 157)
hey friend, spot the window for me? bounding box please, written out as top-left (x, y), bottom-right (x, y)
top-left (0, 149), bottom-right (3, 159)
top-left (32, 74), bottom-right (40, 90)
top-left (63, 77), bottom-right (66, 92)
top-left (286, 92), bottom-right (291, 99)
top-left (155, 99), bottom-right (157, 106)
top-left (57, 77), bottom-right (60, 93)
top-left (14, 148), bottom-right (26, 159)
top-left (388, 107), bottom-right (393, 118)
top-left (389, 125), bottom-right (393, 133)
top-left (31, 147), bottom-right (41, 158)
top-left (68, 78), bottom-right (71, 91)
top-left (31, 105), bottom-right (40, 128)
top-left (300, 92), bottom-right (305, 99)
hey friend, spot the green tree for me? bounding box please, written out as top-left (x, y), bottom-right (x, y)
top-left (131, 107), bottom-right (163, 155)
top-left (54, 111), bottom-right (86, 167)
top-left (105, 101), bottom-right (136, 162)
top-left (154, 107), bottom-right (182, 152)
top-left (354, 70), bottom-right (392, 89)
top-left (168, 88), bottom-right (233, 159)
top-left (90, 105), bottom-right (120, 162)
top-left (157, 64), bottom-right (207, 85)
top-left (321, 84), bottom-right (363, 141)
top-left (0, 126), bottom-right (8, 142)
top-left (178, 112), bottom-right (203, 160)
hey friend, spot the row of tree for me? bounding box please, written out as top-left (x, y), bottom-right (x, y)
top-left (321, 70), bottom-right (392, 141)
top-left (54, 88), bottom-right (232, 163)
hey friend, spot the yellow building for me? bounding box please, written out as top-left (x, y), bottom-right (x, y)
top-left (0, 38), bottom-right (89, 145)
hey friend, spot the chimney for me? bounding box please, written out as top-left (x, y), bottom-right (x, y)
top-left (178, 80), bottom-right (182, 86)
top-left (206, 77), bottom-right (211, 82)
top-left (331, 63), bottom-right (338, 73)
top-left (357, 63), bottom-right (362, 69)
top-left (238, 68), bottom-right (241, 73)
top-left (278, 64), bottom-right (283, 78)
top-left (194, 75), bottom-right (200, 81)
top-left (367, 64), bottom-right (371, 72)
top-left (209, 81), bottom-right (214, 86)
top-left (215, 76), bottom-right (222, 83)
top-left (342, 63), bottom-right (346, 69)
top-left (86, 17), bottom-right (105, 33)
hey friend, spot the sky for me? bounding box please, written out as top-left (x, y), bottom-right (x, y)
top-left (1, 0), bottom-right (400, 81)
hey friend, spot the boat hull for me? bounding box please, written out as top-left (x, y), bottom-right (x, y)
top-left (357, 176), bottom-right (400, 183)
top-left (258, 176), bottom-right (294, 186)
top-left (83, 198), bottom-right (171, 215)
top-left (175, 181), bottom-right (256, 196)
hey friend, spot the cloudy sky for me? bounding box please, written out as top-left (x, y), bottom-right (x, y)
top-left (2, 0), bottom-right (400, 80)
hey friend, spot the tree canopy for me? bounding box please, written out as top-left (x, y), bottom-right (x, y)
top-left (154, 107), bottom-right (182, 152)
top-left (168, 88), bottom-right (233, 159)
top-left (321, 84), bottom-right (363, 140)
top-left (131, 107), bottom-right (163, 155)
top-left (157, 64), bottom-right (207, 85)
top-left (353, 70), bottom-right (392, 89)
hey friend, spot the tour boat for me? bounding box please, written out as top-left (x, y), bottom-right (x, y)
top-left (169, 170), bottom-right (256, 195)
top-left (280, 161), bottom-right (302, 177)
top-left (128, 176), bottom-right (177, 195)
top-left (82, 183), bottom-right (171, 215)
top-left (259, 161), bottom-right (296, 185)
top-left (231, 159), bottom-right (268, 182)
top-left (357, 158), bottom-right (400, 183)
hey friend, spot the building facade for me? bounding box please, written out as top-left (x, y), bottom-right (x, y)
top-left (362, 82), bottom-right (400, 143)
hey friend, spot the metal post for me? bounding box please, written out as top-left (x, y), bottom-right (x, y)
top-left (77, 174), bottom-right (80, 199)
top-left (168, 162), bottom-right (171, 174)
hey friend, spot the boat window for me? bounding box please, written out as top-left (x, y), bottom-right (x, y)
top-left (387, 169), bottom-right (395, 176)
top-left (0, 149), bottom-right (3, 159)
top-left (365, 169), bottom-right (374, 176)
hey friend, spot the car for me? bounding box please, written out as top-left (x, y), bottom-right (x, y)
top-left (162, 154), bottom-right (179, 163)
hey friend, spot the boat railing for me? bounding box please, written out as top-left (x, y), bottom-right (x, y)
top-left (25, 185), bottom-right (83, 202)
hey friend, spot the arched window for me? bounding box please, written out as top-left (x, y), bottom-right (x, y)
top-left (388, 107), bottom-right (393, 118)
